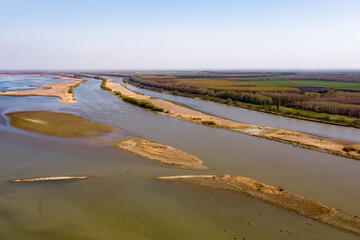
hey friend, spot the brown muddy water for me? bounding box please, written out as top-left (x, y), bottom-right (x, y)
top-left (0, 77), bottom-right (359, 239)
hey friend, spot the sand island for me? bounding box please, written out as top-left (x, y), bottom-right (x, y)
top-left (156, 174), bottom-right (360, 235)
top-left (11, 176), bottom-right (89, 183)
top-left (6, 111), bottom-right (207, 170)
top-left (113, 138), bottom-right (209, 170)
top-left (102, 78), bottom-right (360, 161)
top-left (0, 75), bottom-right (86, 104)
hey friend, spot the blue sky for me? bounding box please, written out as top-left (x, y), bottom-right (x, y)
top-left (0, 0), bottom-right (359, 70)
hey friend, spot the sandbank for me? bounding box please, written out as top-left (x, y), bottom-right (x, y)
top-left (156, 175), bottom-right (360, 235)
top-left (7, 111), bottom-right (208, 169)
top-left (6, 111), bottom-right (117, 138)
top-left (113, 138), bottom-right (209, 170)
top-left (104, 79), bottom-right (360, 161)
top-left (0, 77), bottom-right (86, 104)
top-left (11, 176), bottom-right (88, 183)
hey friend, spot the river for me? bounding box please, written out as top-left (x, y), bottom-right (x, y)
top-left (115, 78), bottom-right (360, 142)
top-left (0, 76), bottom-right (359, 239)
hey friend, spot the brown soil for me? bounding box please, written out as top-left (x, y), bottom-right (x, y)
top-left (156, 175), bottom-right (360, 235)
top-left (0, 77), bottom-right (85, 104)
top-left (113, 138), bottom-right (209, 170)
top-left (105, 79), bottom-right (360, 161)
top-left (6, 111), bottom-right (117, 138)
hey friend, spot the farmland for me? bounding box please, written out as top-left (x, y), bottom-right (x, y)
top-left (116, 71), bottom-right (360, 127)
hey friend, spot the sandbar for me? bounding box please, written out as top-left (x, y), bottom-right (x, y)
top-left (7, 111), bottom-right (208, 169)
top-left (113, 138), bottom-right (209, 170)
top-left (11, 176), bottom-right (88, 183)
top-left (0, 76), bottom-right (86, 104)
top-left (6, 111), bottom-right (117, 138)
top-left (156, 174), bottom-right (360, 235)
top-left (104, 79), bottom-right (360, 161)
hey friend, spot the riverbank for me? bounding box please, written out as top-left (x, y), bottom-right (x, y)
top-left (0, 76), bottom-right (86, 104)
top-left (113, 138), bottom-right (209, 170)
top-left (102, 78), bottom-right (360, 161)
top-left (156, 175), bottom-right (360, 235)
top-left (125, 79), bottom-right (360, 128)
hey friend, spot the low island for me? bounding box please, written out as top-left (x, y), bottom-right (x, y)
top-left (156, 174), bottom-right (360, 235)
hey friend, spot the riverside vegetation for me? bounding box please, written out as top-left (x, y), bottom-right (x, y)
top-left (98, 76), bottom-right (360, 161)
top-left (101, 79), bottom-right (164, 112)
top-left (116, 72), bottom-right (360, 127)
top-left (3, 74), bottom-right (360, 237)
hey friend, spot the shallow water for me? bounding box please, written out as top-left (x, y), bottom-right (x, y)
top-left (0, 75), bottom-right (66, 92)
top-left (0, 76), bottom-right (360, 239)
top-left (115, 78), bottom-right (360, 142)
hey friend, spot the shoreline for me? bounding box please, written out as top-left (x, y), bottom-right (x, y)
top-left (0, 75), bottom-right (86, 104)
top-left (125, 80), bottom-right (359, 129)
top-left (156, 174), bottom-right (360, 235)
top-left (102, 78), bottom-right (360, 161)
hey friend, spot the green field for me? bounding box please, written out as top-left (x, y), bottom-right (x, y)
top-left (168, 78), bottom-right (360, 92)
top-left (245, 80), bottom-right (360, 91)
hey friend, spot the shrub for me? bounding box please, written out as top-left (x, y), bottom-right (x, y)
top-left (202, 120), bottom-right (216, 126)
top-left (67, 86), bottom-right (74, 93)
top-left (278, 186), bottom-right (284, 192)
top-left (342, 146), bottom-right (357, 152)
top-left (191, 117), bottom-right (202, 120)
top-left (121, 95), bottom-right (164, 112)
top-left (101, 80), bottom-right (112, 91)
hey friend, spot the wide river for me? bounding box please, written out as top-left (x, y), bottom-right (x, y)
top-left (116, 78), bottom-right (360, 142)
top-left (0, 76), bottom-right (359, 240)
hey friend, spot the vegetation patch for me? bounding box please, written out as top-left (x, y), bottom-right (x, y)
top-left (126, 75), bottom-right (360, 127)
top-left (121, 95), bottom-right (164, 112)
top-left (202, 120), bottom-right (216, 126)
top-left (101, 79), bottom-right (164, 112)
top-left (343, 146), bottom-right (358, 152)
top-left (67, 79), bottom-right (87, 94)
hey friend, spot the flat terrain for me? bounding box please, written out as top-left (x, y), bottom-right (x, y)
top-left (113, 138), bottom-right (209, 170)
top-left (6, 111), bottom-right (117, 138)
top-left (104, 79), bottom-right (360, 161)
top-left (157, 175), bottom-right (360, 235)
top-left (0, 76), bottom-right (85, 104)
top-left (119, 72), bottom-right (360, 126)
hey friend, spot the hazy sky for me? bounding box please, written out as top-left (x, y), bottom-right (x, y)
top-left (0, 0), bottom-right (359, 70)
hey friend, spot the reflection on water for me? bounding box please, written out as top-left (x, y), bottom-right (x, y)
top-left (0, 76), bottom-right (359, 239)
top-left (0, 75), bottom-right (66, 92)
top-left (115, 78), bottom-right (360, 142)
